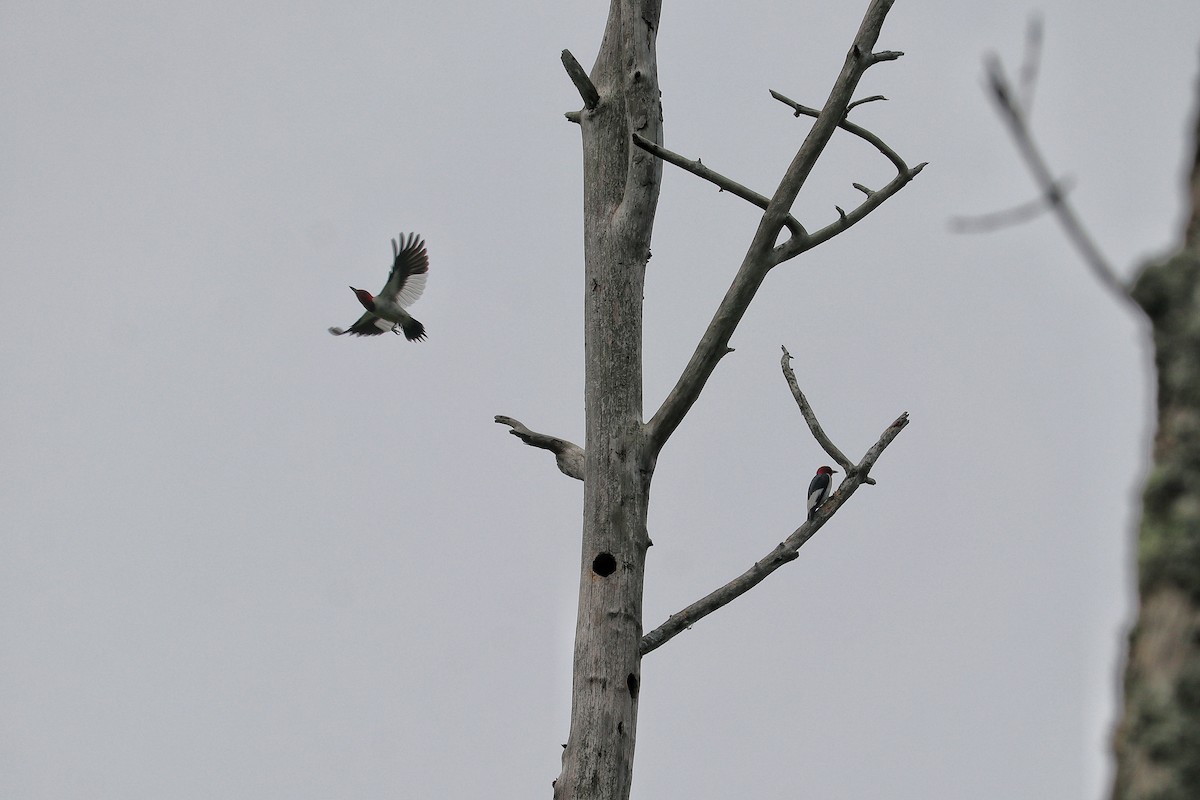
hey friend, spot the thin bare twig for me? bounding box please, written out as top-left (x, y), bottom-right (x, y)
top-left (630, 133), bottom-right (807, 241)
top-left (948, 176), bottom-right (1074, 233)
top-left (846, 94), bottom-right (887, 114)
top-left (1016, 13), bottom-right (1043, 116)
top-left (768, 89), bottom-right (911, 193)
top-left (640, 408), bottom-right (909, 655)
top-left (784, 160), bottom-right (925, 258)
top-left (779, 346), bottom-right (870, 482)
top-left (494, 416), bottom-right (584, 481)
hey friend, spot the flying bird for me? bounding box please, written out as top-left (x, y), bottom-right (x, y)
top-left (329, 233), bottom-right (429, 341)
top-left (806, 465), bottom-right (838, 520)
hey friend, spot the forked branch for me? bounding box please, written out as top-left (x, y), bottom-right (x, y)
top-left (494, 416), bottom-right (585, 481)
top-left (768, 89), bottom-right (926, 263)
top-left (644, 0), bottom-right (918, 458)
top-left (641, 391), bottom-right (909, 656)
top-left (779, 345), bottom-right (871, 483)
top-left (770, 90), bottom-right (907, 173)
top-left (956, 20), bottom-right (1139, 313)
top-left (984, 54), bottom-right (1128, 302)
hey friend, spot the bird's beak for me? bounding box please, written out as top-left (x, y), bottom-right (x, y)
top-left (348, 286), bottom-right (358, 292)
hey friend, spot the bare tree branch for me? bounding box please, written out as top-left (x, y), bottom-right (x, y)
top-left (976, 50), bottom-right (1139, 311)
top-left (766, 88), bottom-right (926, 262)
top-left (645, 0), bottom-right (914, 458)
top-left (640, 409), bottom-right (909, 656)
top-left (948, 176), bottom-right (1074, 233)
top-left (762, 4), bottom-right (901, 239)
top-left (846, 94), bottom-right (887, 114)
top-left (630, 132), bottom-right (808, 240)
top-left (494, 415), bottom-right (585, 481)
top-left (561, 49), bottom-right (600, 110)
top-left (779, 345), bottom-right (871, 483)
top-left (778, 159), bottom-right (924, 261)
top-left (1016, 13), bottom-right (1043, 116)
top-left (768, 89), bottom-right (911, 178)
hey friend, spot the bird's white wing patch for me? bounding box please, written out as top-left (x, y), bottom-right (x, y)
top-left (395, 272), bottom-right (427, 308)
top-left (332, 311), bottom-right (394, 337)
top-left (382, 234), bottom-right (429, 303)
top-left (806, 487), bottom-right (824, 511)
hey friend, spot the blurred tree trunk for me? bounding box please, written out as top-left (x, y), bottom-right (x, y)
top-left (555, 2), bottom-right (662, 799)
top-left (1111, 82), bottom-right (1200, 800)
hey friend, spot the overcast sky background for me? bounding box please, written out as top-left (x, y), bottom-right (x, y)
top-left (4, 1), bottom-right (1199, 798)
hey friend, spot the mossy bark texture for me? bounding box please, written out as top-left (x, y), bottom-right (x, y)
top-left (1111, 90), bottom-right (1200, 800)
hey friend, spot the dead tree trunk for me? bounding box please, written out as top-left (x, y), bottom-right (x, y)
top-left (498, 3), bottom-right (920, 798)
top-left (557, 3), bottom-right (663, 798)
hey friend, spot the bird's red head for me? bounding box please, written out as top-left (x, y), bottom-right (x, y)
top-left (816, 465), bottom-right (837, 476)
top-left (349, 286), bottom-right (375, 311)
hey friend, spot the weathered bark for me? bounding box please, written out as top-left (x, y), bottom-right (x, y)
top-left (554, 3), bottom-right (662, 799)
top-left (518, 4), bottom-right (914, 796)
top-left (1110, 81), bottom-right (1200, 800)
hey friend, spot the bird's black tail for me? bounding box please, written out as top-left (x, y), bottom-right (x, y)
top-left (400, 317), bottom-right (426, 342)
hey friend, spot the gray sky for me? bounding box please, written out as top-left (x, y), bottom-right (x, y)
top-left (3, 1), bottom-right (1198, 797)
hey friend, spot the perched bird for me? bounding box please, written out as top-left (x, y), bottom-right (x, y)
top-left (329, 233), bottom-right (429, 341)
top-left (806, 466), bottom-right (838, 520)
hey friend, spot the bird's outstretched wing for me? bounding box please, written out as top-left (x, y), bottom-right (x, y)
top-left (328, 312), bottom-right (392, 337)
top-left (381, 233), bottom-right (429, 308)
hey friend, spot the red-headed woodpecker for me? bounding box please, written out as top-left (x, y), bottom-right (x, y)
top-left (329, 233), bottom-right (429, 341)
top-left (807, 466), bottom-right (838, 520)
